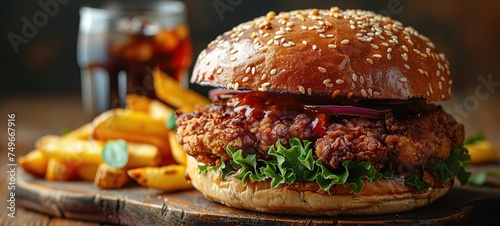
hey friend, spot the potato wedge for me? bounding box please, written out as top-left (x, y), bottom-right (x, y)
top-left (153, 68), bottom-right (209, 110)
top-left (128, 165), bottom-right (192, 192)
top-left (465, 140), bottom-right (498, 164)
top-left (19, 150), bottom-right (48, 177)
top-left (37, 135), bottom-right (102, 166)
top-left (64, 123), bottom-right (93, 139)
top-left (94, 163), bottom-right (129, 189)
top-left (76, 164), bottom-right (99, 182)
top-left (126, 94), bottom-right (152, 112)
top-left (168, 131), bottom-right (187, 165)
top-left (45, 158), bottom-right (77, 181)
top-left (93, 108), bottom-right (169, 138)
top-left (149, 99), bottom-right (174, 120)
top-left (36, 135), bottom-right (163, 168)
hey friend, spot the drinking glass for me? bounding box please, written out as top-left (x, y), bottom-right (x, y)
top-left (78, 0), bottom-right (192, 119)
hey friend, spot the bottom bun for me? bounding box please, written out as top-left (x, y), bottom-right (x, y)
top-left (186, 156), bottom-right (452, 216)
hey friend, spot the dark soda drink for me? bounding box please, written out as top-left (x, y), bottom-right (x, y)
top-left (78, 1), bottom-right (191, 119)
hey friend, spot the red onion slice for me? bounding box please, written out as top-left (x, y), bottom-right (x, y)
top-left (208, 89), bottom-right (249, 100)
top-left (303, 105), bottom-right (391, 119)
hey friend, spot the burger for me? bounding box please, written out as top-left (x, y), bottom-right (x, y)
top-left (176, 7), bottom-right (470, 216)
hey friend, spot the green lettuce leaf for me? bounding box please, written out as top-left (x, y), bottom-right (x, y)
top-left (199, 139), bottom-right (471, 193)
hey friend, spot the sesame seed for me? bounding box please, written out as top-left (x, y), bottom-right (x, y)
top-left (316, 29), bottom-right (325, 33)
top-left (336, 79), bottom-right (345, 84)
top-left (230, 57), bottom-right (237, 61)
top-left (251, 67), bottom-right (256, 75)
top-left (332, 89), bottom-right (341, 98)
top-left (301, 25), bottom-right (307, 30)
top-left (234, 82), bottom-right (239, 90)
top-left (318, 67), bottom-right (326, 73)
top-left (400, 77), bottom-right (408, 83)
top-left (373, 54), bottom-right (382, 58)
top-left (266, 39), bottom-right (274, 46)
top-left (259, 46), bottom-right (268, 51)
top-left (288, 41), bottom-right (296, 46)
top-left (323, 79), bottom-right (331, 84)
top-left (312, 45), bottom-right (317, 50)
top-left (302, 40), bottom-right (308, 45)
top-left (319, 34), bottom-right (327, 39)
top-left (401, 53), bottom-right (409, 61)
top-left (216, 68), bottom-right (223, 74)
top-left (262, 33), bottom-right (270, 38)
top-left (368, 88), bottom-right (373, 96)
top-left (328, 44), bottom-right (337, 49)
top-left (299, 86), bottom-right (305, 94)
top-left (230, 48), bottom-right (238, 54)
top-left (341, 39), bottom-right (350, 44)
top-left (387, 53), bottom-right (392, 60)
top-left (262, 82), bottom-right (270, 87)
top-left (273, 35), bottom-right (283, 40)
top-left (387, 47), bottom-right (392, 53)
top-left (325, 83), bottom-right (333, 88)
top-left (276, 30), bottom-right (286, 35)
top-left (205, 60), bottom-right (210, 65)
top-left (373, 91), bottom-right (381, 96)
top-left (352, 73), bottom-right (358, 82)
top-left (418, 68), bottom-right (424, 74)
top-left (350, 25), bottom-right (356, 29)
top-left (286, 22), bottom-right (295, 27)
top-left (381, 42), bottom-right (389, 47)
top-left (359, 76), bottom-right (365, 84)
top-left (361, 89), bottom-right (367, 97)
top-left (438, 81), bottom-right (443, 90)
top-left (402, 45), bottom-right (409, 52)
top-left (440, 76), bottom-right (446, 82)
top-left (270, 68), bottom-right (277, 75)
top-left (283, 43), bottom-right (291, 47)
top-left (245, 67), bottom-right (251, 74)
top-left (261, 74), bottom-right (267, 80)
top-left (436, 70), bottom-right (441, 77)
top-left (404, 64), bottom-right (410, 70)
top-left (326, 34), bottom-right (334, 38)
top-left (307, 88), bottom-right (312, 96)
top-left (371, 44), bottom-right (379, 50)
top-left (347, 92), bottom-right (354, 99)
top-left (366, 58), bottom-right (374, 64)
top-left (258, 87), bottom-right (267, 91)
top-left (242, 77), bottom-right (249, 82)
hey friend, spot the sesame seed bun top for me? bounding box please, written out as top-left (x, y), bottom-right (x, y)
top-left (191, 7), bottom-right (452, 101)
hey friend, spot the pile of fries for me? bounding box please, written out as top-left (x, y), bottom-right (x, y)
top-left (19, 69), bottom-right (209, 192)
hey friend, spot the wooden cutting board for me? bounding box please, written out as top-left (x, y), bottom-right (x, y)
top-left (17, 168), bottom-right (500, 225)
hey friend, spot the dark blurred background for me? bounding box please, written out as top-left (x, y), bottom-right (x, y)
top-left (1, 0), bottom-right (499, 97)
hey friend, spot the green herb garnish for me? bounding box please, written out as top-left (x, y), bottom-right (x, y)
top-left (166, 112), bottom-right (177, 130)
top-left (464, 132), bottom-right (485, 145)
top-left (468, 171), bottom-right (500, 186)
top-left (102, 139), bottom-right (129, 169)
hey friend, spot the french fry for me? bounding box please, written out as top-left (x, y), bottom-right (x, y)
top-left (93, 109), bottom-right (175, 165)
top-left (126, 94), bottom-right (152, 112)
top-left (76, 164), bottom-right (99, 182)
top-left (93, 109), bottom-right (169, 138)
top-left (149, 99), bottom-right (174, 120)
top-left (94, 163), bottom-right (129, 189)
top-left (45, 158), bottom-right (77, 181)
top-left (127, 165), bottom-right (192, 192)
top-left (19, 150), bottom-right (48, 177)
top-left (36, 135), bottom-right (163, 168)
top-left (126, 142), bottom-right (163, 168)
top-left (37, 135), bottom-right (102, 166)
top-left (64, 123), bottom-right (93, 139)
top-left (153, 68), bottom-right (209, 110)
top-left (168, 131), bottom-right (187, 165)
top-left (465, 140), bottom-right (498, 164)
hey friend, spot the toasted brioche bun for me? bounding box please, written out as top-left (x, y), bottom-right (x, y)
top-left (191, 8), bottom-right (452, 101)
top-left (186, 156), bottom-right (452, 216)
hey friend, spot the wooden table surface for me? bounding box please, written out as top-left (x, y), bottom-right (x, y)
top-left (1, 93), bottom-right (499, 226)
